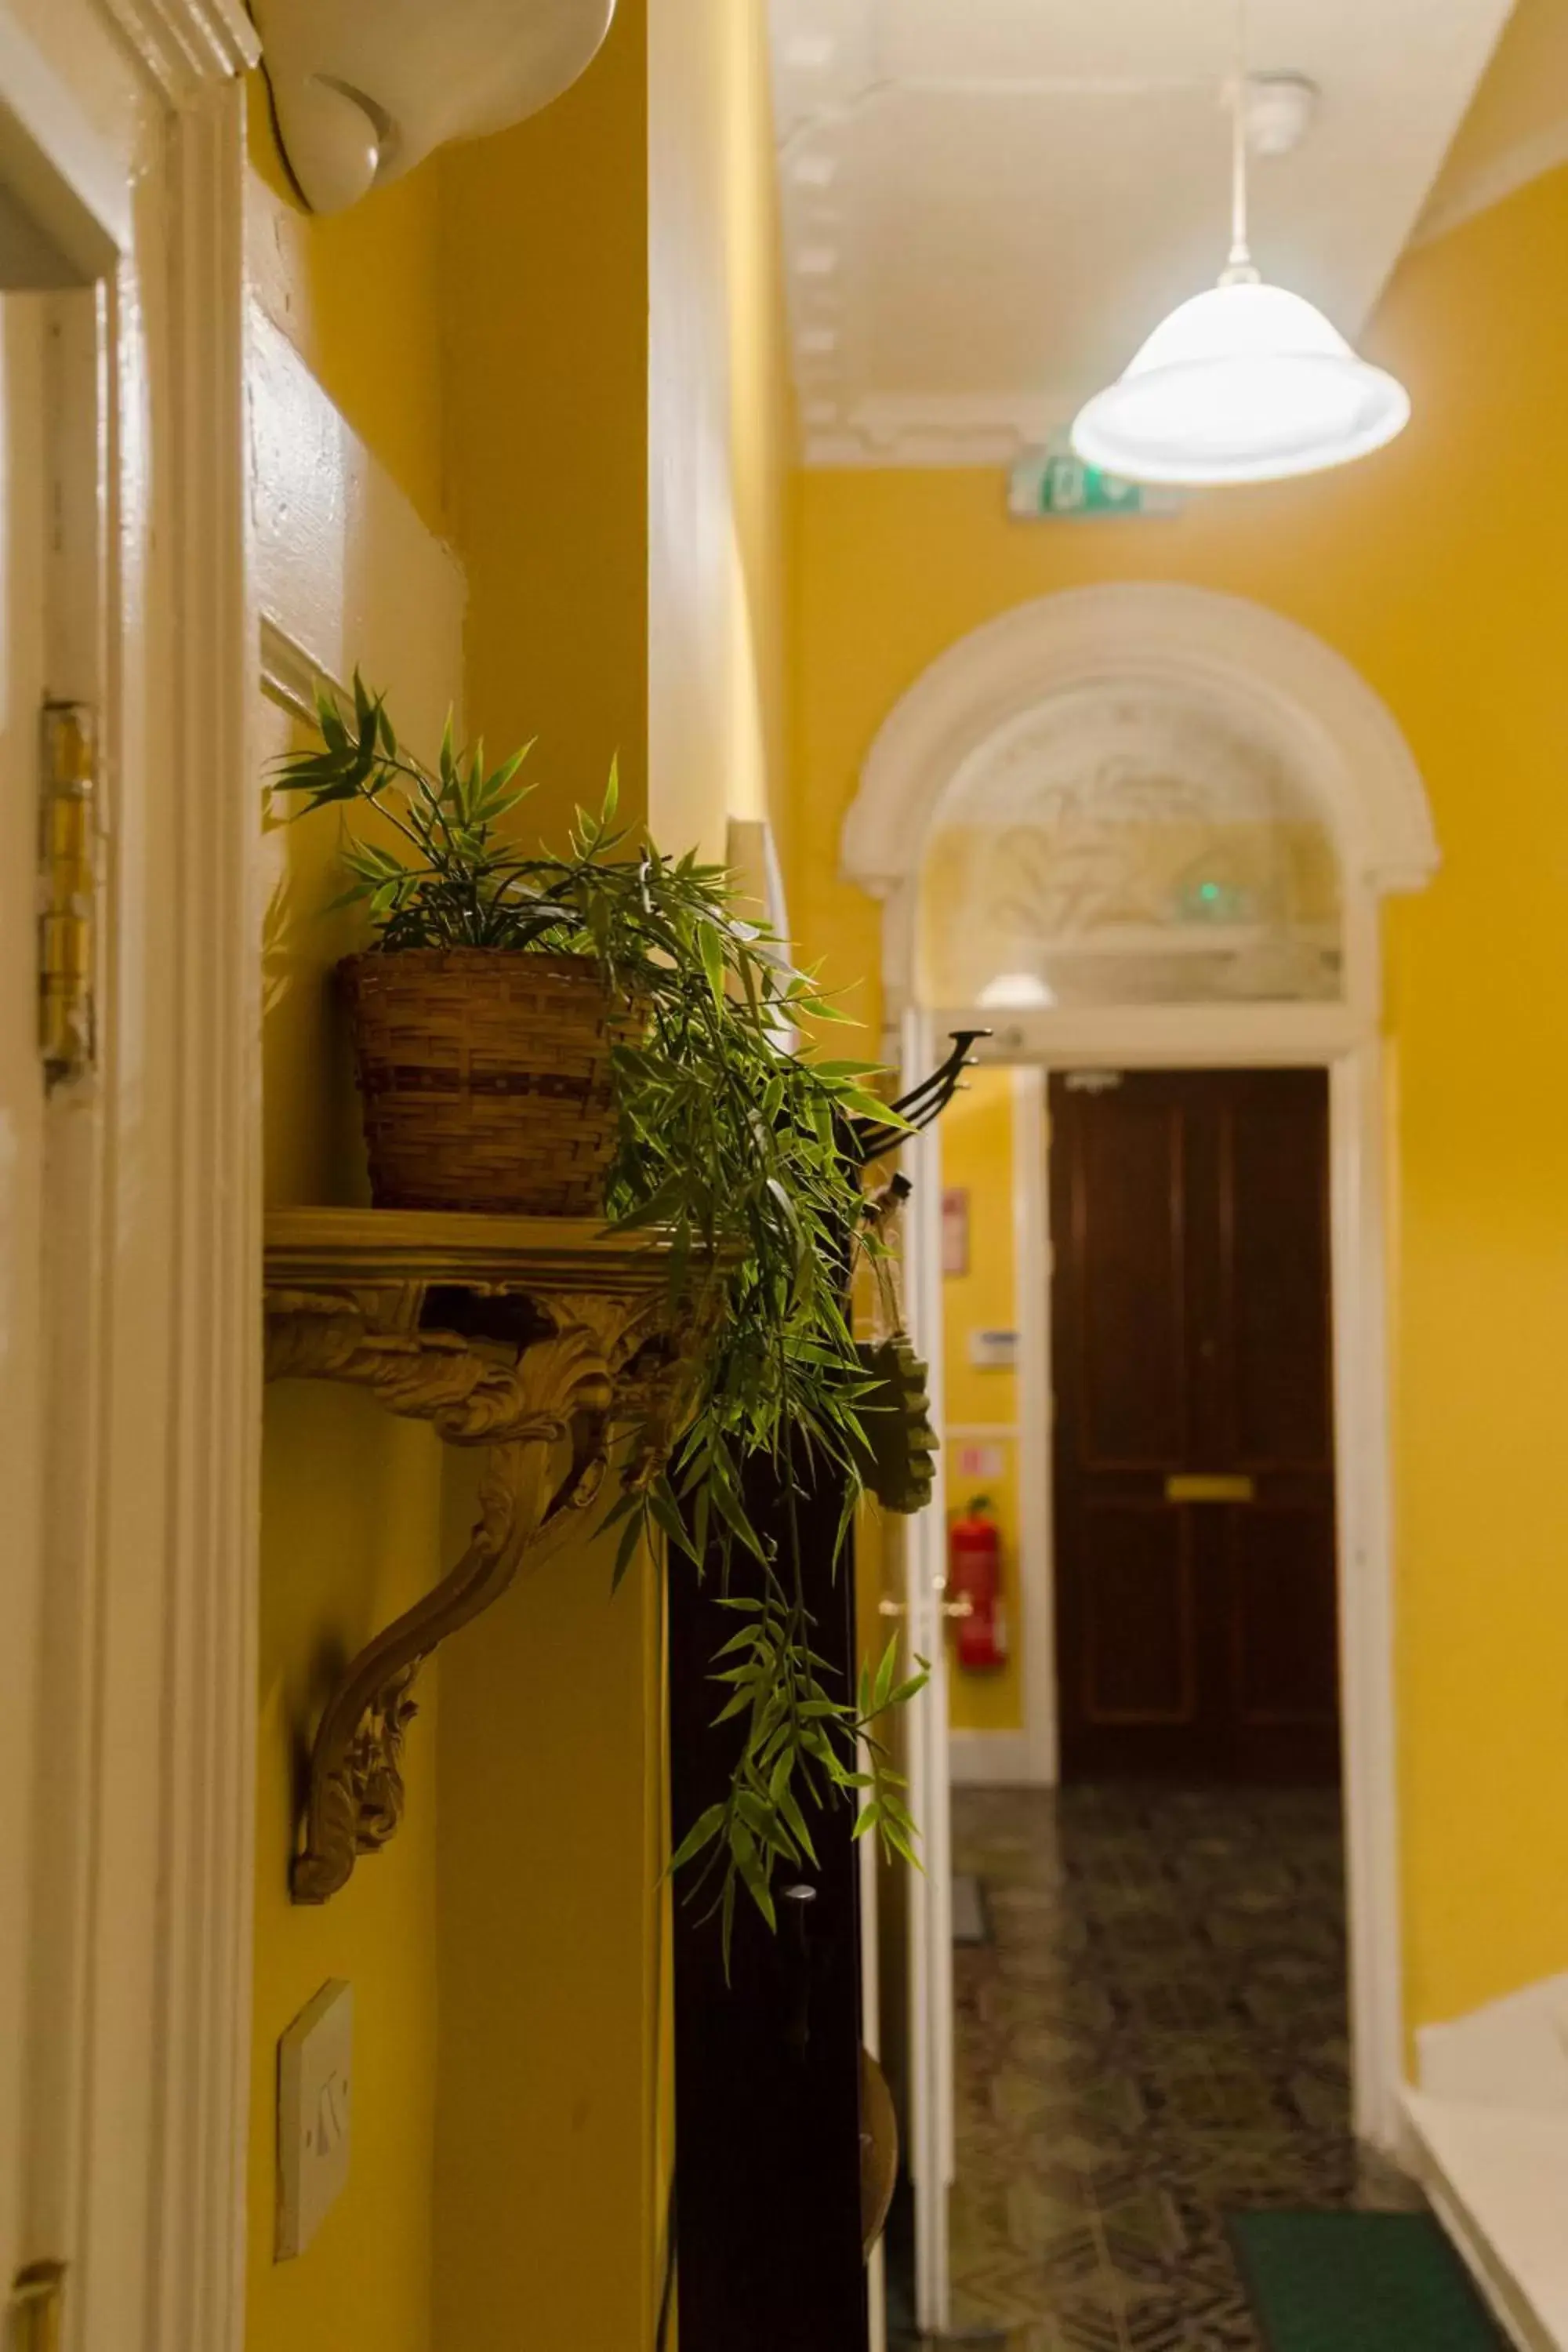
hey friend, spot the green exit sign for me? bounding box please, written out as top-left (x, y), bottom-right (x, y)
top-left (1009, 441), bottom-right (1182, 521)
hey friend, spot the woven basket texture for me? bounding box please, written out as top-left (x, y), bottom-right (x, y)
top-left (340, 949), bottom-right (640, 1216)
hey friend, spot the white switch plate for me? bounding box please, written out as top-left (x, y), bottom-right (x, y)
top-left (967, 1328), bottom-right (1019, 1372)
top-left (277, 1979), bottom-right (353, 2260)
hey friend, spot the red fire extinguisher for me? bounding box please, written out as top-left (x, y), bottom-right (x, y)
top-left (948, 1497), bottom-right (1007, 1670)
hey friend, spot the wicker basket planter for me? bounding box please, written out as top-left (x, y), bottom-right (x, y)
top-left (339, 949), bottom-right (641, 1217)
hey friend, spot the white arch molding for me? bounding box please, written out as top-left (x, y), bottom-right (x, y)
top-left (848, 585), bottom-right (1439, 2184)
top-left (844, 582), bottom-right (1438, 1043)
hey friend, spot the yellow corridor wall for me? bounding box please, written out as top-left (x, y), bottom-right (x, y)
top-left (434, 4), bottom-right (797, 2347)
top-left (249, 0), bottom-right (800, 2336)
top-left (245, 90), bottom-right (451, 2352)
top-left (941, 1073), bottom-right (1027, 1736)
top-left (790, 163), bottom-right (1568, 2032)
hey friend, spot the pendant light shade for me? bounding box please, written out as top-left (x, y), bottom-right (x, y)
top-left (1071, 276), bottom-right (1410, 485)
top-left (1071, 15), bottom-right (1410, 488)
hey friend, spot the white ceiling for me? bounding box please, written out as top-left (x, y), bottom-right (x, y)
top-left (770, 0), bottom-right (1517, 464)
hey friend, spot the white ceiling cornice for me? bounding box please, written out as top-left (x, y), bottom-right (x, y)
top-left (771, 0), bottom-right (1516, 472)
top-left (1410, 110), bottom-right (1568, 249)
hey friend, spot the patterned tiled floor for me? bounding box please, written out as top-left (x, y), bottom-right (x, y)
top-left (907, 1784), bottom-right (1420, 2352)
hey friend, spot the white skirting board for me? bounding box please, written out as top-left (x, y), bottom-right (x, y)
top-left (1404, 1969), bottom-right (1568, 2352)
top-left (1403, 2091), bottom-right (1568, 2352)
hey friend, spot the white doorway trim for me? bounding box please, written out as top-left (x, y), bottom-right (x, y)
top-left (844, 583), bottom-right (1439, 2161)
top-left (0, 7), bottom-right (260, 2349)
top-left (963, 1022), bottom-right (1402, 2150)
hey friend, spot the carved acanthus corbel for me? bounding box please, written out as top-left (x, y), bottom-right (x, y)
top-left (263, 1211), bottom-right (704, 1903)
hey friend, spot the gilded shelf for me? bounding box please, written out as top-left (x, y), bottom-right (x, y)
top-left (263, 1205), bottom-right (709, 1904)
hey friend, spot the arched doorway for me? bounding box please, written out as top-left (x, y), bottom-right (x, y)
top-left (844, 585), bottom-right (1438, 2338)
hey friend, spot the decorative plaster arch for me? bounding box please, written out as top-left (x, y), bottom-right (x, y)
top-left (842, 583), bottom-right (1439, 1018)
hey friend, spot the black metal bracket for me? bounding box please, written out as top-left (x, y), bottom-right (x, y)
top-left (848, 1028), bottom-right (990, 1166)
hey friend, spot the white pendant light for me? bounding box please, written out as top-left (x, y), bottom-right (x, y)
top-left (1071, 15), bottom-right (1410, 487)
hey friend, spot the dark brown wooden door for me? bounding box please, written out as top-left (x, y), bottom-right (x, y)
top-left (1050, 1069), bottom-right (1340, 1784)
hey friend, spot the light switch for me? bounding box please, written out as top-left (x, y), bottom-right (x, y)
top-left (967, 1328), bottom-right (1019, 1372)
top-left (277, 1979), bottom-right (353, 2260)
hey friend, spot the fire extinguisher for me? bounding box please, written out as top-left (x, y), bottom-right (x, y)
top-left (948, 1497), bottom-right (1008, 1670)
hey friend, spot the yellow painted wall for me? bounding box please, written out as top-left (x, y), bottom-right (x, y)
top-left (1420, 0), bottom-right (1568, 235)
top-left (940, 1073), bottom-right (1027, 1735)
top-left (648, 0), bottom-right (797, 856)
top-left (430, 16), bottom-right (665, 2351)
top-left (432, 6), bottom-right (797, 2350)
top-left (439, 5), bottom-right (651, 848)
top-left (250, 2), bottom-right (798, 2338)
top-left (247, 86), bottom-right (451, 2352)
top-left (790, 162), bottom-right (1568, 2031)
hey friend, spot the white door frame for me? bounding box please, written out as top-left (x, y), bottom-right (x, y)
top-left (843, 586), bottom-right (1439, 2210)
top-left (0, 5), bottom-right (260, 2347)
top-left (898, 1011), bottom-right (957, 2338)
top-left (949, 1011), bottom-right (1403, 2150)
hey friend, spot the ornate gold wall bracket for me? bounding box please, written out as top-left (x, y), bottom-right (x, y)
top-left (264, 1208), bottom-right (709, 1904)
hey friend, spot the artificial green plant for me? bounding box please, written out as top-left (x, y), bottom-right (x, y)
top-left (273, 677), bottom-right (927, 1957)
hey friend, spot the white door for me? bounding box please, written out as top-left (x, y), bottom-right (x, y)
top-left (0, 289), bottom-right (64, 2328)
top-left (899, 1009), bottom-right (956, 2339)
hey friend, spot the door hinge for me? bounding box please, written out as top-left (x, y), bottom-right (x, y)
top-left (38, 701), bottom-right (97, 1086)
top-left (9, 2259), bottom-right (66, 2352)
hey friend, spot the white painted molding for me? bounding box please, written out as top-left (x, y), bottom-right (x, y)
top-left (0, 9), bottom-right (133, 270)
top-left (1404, 2090), bottom-right (1568, 2352)
top-left (804, 393), bottom-right (1075, 470)
top-left (247, 301), bottom-right (466, 753)
top-left (844, 585), bottom-right (1440, 911)
top-left (0, 4), bottom-right (261, 2342)
top-left (1417, 1973), bottom-right (1568, 2113)
top-left (1414, 114), bottom-right (1568, 249)
top-left (1011, 1065), bottom-right (1058, 1789)
top-left (98, 0), bottom-right (258, 98)
top-left (260, 612), bottom-right (346, 722)
top-left (1329, 1041), bottom-right (1406, 2151)
top-left (146, 71), bottom-right (258, 2352)
top-left (0, 9), bottom-right (258, 2349)
top-left (957, 1001), bottom-right (1366, 1069)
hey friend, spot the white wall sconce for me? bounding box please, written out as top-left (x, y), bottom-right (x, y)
top-left (252, 0), bottom-right (618, 215)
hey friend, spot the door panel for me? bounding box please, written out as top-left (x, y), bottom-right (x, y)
top-left (1076, 1098), bottom-right (1186, 1465)
top-left (1051, 1070), bottom-right (1339, 1784)
top-left (1083, 1503), bottom-right (1195, 1723)
top-left (1226, 1093), bottom-right (1334, 1466)
top-left (1232, 1515), bottom-right (1345, 1759)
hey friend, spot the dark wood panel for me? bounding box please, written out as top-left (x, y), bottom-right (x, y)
top-left (1225, 1082), bottom-right (1334, 1467)
top-left (1073, 1096), bottom-right (1187, 1467)
top-left (670, 1443), bottom-right (868, 2351)
top-left (1081, 1502), bottom-right (1196, 1725)
top-left (1229, 1502), bottom-right (1341, 1779)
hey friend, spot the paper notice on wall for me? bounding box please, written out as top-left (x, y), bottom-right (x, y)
top-left (942, 1187), bottom-right (969, 1276)
top-left (956, 1442), bottom-right (1005, 1482)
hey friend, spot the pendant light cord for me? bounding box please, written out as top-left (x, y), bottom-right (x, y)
top-left (1223, 0), bottom-right (1259, 283)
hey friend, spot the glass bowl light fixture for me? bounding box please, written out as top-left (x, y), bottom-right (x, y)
top-left (1071, 24), bottom-right (1410, 486)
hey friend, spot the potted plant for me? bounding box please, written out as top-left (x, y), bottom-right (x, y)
top-left (273, 677), bottom-right (927, 1952)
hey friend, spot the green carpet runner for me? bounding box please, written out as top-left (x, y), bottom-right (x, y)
top-left (1229, 2212), bottom-right (1508, 2352)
